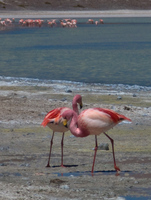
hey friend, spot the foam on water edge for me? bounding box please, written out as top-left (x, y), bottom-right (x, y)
top-left (1, 76), bottom-right (151, 92)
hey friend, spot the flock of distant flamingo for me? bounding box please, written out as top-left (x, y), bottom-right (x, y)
top-left (0, 17), bottom-right (104, 29)
top-left (41, 94), bottom-right (131, 173)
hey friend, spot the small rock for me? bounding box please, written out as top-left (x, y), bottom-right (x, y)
top-left (20, 163), bottom-right (30, 167)
top-left (61, 98), bottom-right (67, 101)
top-left (117, 96), bottom-right (122, 100)
top-left (133, 94), bottom-right (137, 97)
top-left (124, 106), bottom-right (131, 111)
top-left (21, 96), bottom-right (27, 99)
top-left (134, 180), bottom-right (139, 184)
top-left (98, 143), bottom-right (109, 150)
top-left (0, 163), bottom-right (7, 166)
top-left (39, 112), bottom-right (47, 116)
top-left (60, 184), bottom-right (69, 189)
top-left (147, 107), bottom-right (151, 111)
top-left (65, 89), bottom-right (72, 93)
top-left (0, 146), bottom-right (9, 151)
top-left (70, 135), bottom-right (75, 138)
top-left (93, 143), bottom-right (109, 150)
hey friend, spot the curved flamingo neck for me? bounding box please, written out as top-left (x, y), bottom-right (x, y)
top-left (72, 102), bottom-right (79, 114)
top-left (69, 111), bottom-right (89, 138)
top-left (72, 97), bottom-right (79, 114)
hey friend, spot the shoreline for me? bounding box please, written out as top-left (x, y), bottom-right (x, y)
top-left (1, 76), bottom-right (151, 92)
top-left (1, 9), bottom-right (151, 18)
top-left (1, 74), bottom-right (151, 129)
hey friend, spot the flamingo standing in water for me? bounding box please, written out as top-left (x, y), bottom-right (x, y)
top-left (41, 95), bottom-right (83, 167)
top-left (62, 107), bottom-right (131, 173)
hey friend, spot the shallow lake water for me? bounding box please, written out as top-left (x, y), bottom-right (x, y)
top-left (53, 170), bottom-right (151, 199)
top-left (0, 17), bottom-right (151, 86)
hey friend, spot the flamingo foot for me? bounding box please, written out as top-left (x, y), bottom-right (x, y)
top-left (60, 164), bottom-right (66, 168)
top-left (46, 163), bottom-right (51, 168)
top-left (114, 165), bottom-right (120, 172)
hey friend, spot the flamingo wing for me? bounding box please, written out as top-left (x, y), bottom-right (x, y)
top-left (41, 107), bottom-right (66, 127)
top-left (78, 108), bottom-right (131, 136)
top-left (94, 108), bottom-right (131, 123)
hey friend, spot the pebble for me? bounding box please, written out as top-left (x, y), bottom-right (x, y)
top-left (61, 98), bottom-right (67, 101)
top-left (60, 184), bottom-right (69, 189)
top-left (147, 107), bottom-right (151, 110)
top-left (0, 146), bottom-right (9, 151)
top-left (70, 135), bottom-right (76, 138)
top-left (65, 89), bottom-right (72, 93)
top-left (98, 143), bottom-right (109, 150)
top-left (0, 163), bottom-right (7, 166)
top-left (20, 163), bottom-right (30, 167)
top-left (117, 96), bottom-right (122, 100)
top-left (39, 112), bottom-right (46, 116)
top-left (92, 143), bottom-right (109, 150)
top-left (124, 106), bottom-right (131, 111)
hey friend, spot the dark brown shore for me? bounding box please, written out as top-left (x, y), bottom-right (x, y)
top-left (1, 0), bottom-right (151, 19)
top-left (1, 0), bottom-right (151, 11)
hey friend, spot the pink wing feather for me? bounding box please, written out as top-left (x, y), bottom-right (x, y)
top-left (41, 107), bottom-right (64, 127)
top-left (94, 108), bottom-right (131, 123)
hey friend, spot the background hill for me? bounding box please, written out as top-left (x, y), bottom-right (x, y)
top-left (0, 0), bottom-right (151, 11)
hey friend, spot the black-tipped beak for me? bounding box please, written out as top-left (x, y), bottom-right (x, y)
top-left (80, 103), bottom-right (83, 109)
top-left (65, 124), bottom-right (68, 128)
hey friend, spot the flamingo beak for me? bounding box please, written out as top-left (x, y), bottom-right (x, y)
top-left (63, 119), bottom-right (68, 128)
top-left (80, 103), bottom-right (83, 109)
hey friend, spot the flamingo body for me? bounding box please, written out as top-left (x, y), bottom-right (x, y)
top-left (41, 94), bottom-right (82, 167)
top-left (77, 108), bottom-right (131, 136)
top-left (62, 107), bottom-right (131, 172)
top-left (41, 107), bottom-right (69, 132)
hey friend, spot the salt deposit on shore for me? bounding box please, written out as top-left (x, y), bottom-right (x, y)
top-left (1, 10), bottom-right (151, 18)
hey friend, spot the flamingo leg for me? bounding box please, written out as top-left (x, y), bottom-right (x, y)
top-left (103, 132), bottom-right (120, 171)
top-left (61, 132), bottom-right (65, 167)
top-left (46, 131), bottom-right (54, 167)
top-left (91, 135), bottom-right (98, 173)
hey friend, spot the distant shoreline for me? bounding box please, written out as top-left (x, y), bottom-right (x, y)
top-left (1, 10), bottom-right (151, 18)
top-left (1, 76), bottom-right (151, 91)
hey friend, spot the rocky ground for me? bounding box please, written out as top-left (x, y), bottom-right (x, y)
top-left (0, 80), bottom-right (151, 199)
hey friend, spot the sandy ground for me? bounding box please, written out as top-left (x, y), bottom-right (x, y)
top-left (0, 79), bottom-right (151, 199)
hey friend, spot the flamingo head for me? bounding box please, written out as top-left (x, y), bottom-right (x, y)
top-left (73, 94), bottom-right (83, 109)
top-left (62, 109), bottom-right (74, 128)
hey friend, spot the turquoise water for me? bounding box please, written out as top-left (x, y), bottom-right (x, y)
top-left (0, 17), bottom-right (151, 86)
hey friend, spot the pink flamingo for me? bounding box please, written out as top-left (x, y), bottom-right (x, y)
top-left (95, 21), bottom-right (98, 26)
top-left (100, 19), bottom-right (104, 24)
top-left (87, 19), bottom-right (94, 24)
top-left (0, 20), bottom-right (6, 26)
top-left (19, 19), bottom-right (24, 24)
top-left (60, 21), bottom-right (67, 28)
top-left (71, 19), bottom-right (77, 28)
top-left (41, 95), bottom-right (83, 167)
top-left (62, 107), bottom-right (131, 173)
